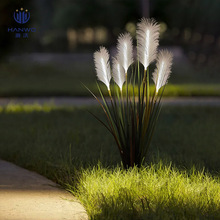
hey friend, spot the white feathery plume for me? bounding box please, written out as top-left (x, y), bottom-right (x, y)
top-left (93, 46), bottom-right (111, 90)
top-left (152, 50), bottom-right (173, 94)
top-left (116, 32), bottom-right (133, 74)
top-left (112, 58), bottom-right (126, 91)
top-left (136, 18), bottom-right (160, 70)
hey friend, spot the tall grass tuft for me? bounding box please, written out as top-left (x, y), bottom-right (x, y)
top-left (87, 18), bottom-right (173, 168)
top-left (76, 162), bottom-right (220, 220)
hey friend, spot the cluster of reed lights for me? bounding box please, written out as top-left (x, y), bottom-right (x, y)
top-left (88, 18), bottom-right (173, 168)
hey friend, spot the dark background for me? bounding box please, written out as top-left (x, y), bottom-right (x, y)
top-left (1, 0), bottom-right (220, 64)
top-left (0, 0), bottom-right (219, 96)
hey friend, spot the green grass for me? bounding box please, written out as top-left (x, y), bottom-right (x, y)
top-left (0, 62), bottom-right (94, 96)
top-left (0, 62), bottom-right (220, 97)
top-left (162, 84), bottom-right (220, 96)
top-left (0, 104), bottom-right (220, 219)
top-left (76, 165), bottom-right (220, 219)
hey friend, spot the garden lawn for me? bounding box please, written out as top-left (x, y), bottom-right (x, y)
top-left (0, 104), bottom-right (220, 219)
top-left (0, 62), bottom-right (220, 97)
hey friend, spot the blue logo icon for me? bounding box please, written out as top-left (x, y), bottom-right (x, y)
top-left (14, 8), bottom-right (30, 24)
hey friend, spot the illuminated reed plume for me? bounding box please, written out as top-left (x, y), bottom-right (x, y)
top-left (136, 18), bottom-right (160, 70)
top-left (94, 46), bottom-right (111, 91)
top-left (87, 18), bottom-right (173, 168)
top-left (116, 33), bottom-right (133, 74)
top-left (152, 50), bottom-right (173, 94)
top-left (112, 58), bottom-right (126, 91)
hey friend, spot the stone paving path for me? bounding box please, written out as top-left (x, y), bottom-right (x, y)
top-left (0, 160), bottom-right (88, 220)
top-left (0, 97), bottom-right (220, 107)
